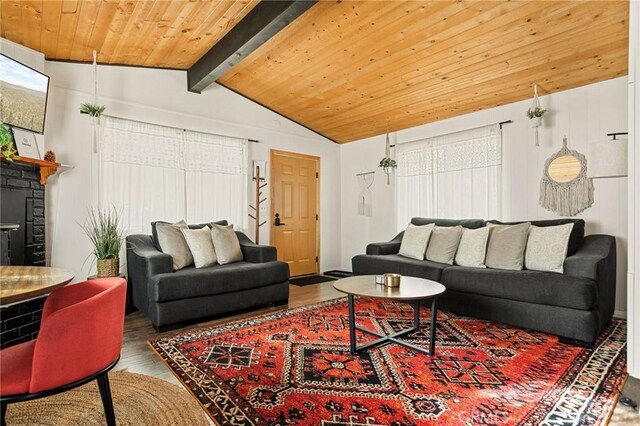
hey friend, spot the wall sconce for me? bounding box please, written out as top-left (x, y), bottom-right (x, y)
top-left (588, 132), bottom-right (628, 179)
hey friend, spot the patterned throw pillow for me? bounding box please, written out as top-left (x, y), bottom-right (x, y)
top-left (155, 220), bottom-right (193, 270)
top-left (425, 225), bottom-right (464, 265)
top-left (181, 227), bottom-right (218, 268)
top-left (398, 223), bottom-right (434, 260)
top-left (525, 223), bottom-right (574, 273)
top-left (485, 222), bottom-right (531, 270)
top-left (455, 226), bottom-right (490, 268)
top-left (210, 224), bottom-right (244, 265)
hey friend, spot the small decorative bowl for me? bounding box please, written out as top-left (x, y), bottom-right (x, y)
top-left (383, 273), bottom-right (401, 288)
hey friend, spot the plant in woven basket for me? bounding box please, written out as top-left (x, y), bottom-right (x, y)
top-left (81, 206), bottom-right (124, 277)
top-left (0, 122), bottom-right (18, 162)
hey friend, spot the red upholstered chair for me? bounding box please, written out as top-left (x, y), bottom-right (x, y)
top-left (0, 278), bottom-right (126, 426)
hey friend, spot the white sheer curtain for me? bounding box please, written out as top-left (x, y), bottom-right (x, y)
top-left (99, 116), bottom-right (247, 236)
top-left (396, 124), bottom-right (502, 230)
top-left (183, 130), bottom-right (248, 228)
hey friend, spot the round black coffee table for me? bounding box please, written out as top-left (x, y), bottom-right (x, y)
top-left (333, 275), bottom-right (446, 356)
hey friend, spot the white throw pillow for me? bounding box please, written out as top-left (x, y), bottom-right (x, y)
top-left (455, 227), bottom-right (490, 268)
top-left (425, 225), bottom-right (464, 265)
top-left (485, 222), bottom-right (531, 270)
top-left (398, 223), bottom-right (434, 260)
top-left (210, 224), bottom-right (244, 265)
top-left (525, 223), bottom-right (574, 273)
top-left (155, 220), bottom-right (193, 270)
top-left (181, 227), bottom-right (217, 268)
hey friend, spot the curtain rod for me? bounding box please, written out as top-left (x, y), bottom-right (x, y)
top-left (389, 120), bottom-right (512, 148)
top-left (101, 113), bottom-right (259, 143)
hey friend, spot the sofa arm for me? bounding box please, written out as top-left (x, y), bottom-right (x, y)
top-left (126, 235), bottom-right (173, 313)
top-left (235, 231), bottom-right (277, 263)
top-left (366, 231), bottom-right (404, 255)
top-left (563, 235), bottom-right (616, 281)
top-left (563, 234), bottom-right (616, 323)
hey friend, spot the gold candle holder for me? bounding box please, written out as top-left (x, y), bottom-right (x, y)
top-left (383, 273), bottom-right (401, 287)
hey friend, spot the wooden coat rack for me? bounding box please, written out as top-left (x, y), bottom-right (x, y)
top-left (249, 166), bottom-right (267, 243)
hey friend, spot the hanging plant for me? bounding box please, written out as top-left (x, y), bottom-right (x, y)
top-left (0, 122), bottom-right (19, 162)
top-left (379, 130), bottom-right (397, 184)
top-left (528, 84), bottom-right (547, 146)
top-left (80, 102), bottom-right (106, 117)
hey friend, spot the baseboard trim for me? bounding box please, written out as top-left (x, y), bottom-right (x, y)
top-left (614, 310), bottom-right (627, 319)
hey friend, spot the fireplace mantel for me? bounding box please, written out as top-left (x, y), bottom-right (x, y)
top-left (5, 156), bottom-right (71, 185)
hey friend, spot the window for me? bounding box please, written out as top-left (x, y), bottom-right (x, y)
top-left (99, 116), bottom-right (247, 235)
top-left (396, 124), bottom-right (501, 229)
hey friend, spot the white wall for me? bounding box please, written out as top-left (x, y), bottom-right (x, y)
top-left (42, 61), bottom-right (342, 279)
top-left (340, 77), bottom-right (629, 315)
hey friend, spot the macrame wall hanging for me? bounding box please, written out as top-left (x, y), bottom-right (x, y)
top-left (539, 136), bottom-right (593, 216)
top-left (527, 84), bottom-right (547, 147)
top-left (356, 169), bottom-right (374, 217)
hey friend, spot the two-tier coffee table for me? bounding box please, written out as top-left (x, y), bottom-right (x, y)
top-left (333, 275), bottom-right (446, 356)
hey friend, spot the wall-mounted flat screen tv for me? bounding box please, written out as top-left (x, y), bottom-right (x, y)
top-left (0, 54), bottom-right (50, 134)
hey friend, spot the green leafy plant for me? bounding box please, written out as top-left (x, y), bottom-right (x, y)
top-left (0, 122), bottom-right (19, 162)
top-left (378, 156), bottom-right (397, 169)
top-left (526, 106), bottom-right (547, 119)
top-left (81, 207), bottom-right (124, 260)
top-left (80, 102), bottom-right (106, 117)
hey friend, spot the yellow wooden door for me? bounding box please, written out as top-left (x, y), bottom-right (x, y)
top-left (270, 150), bottom-right (319, 277)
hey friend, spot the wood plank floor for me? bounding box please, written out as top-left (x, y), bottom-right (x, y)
top-left (117, 282), bottom-right (639, 425)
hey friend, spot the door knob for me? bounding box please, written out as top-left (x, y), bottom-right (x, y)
top-left (274, 213), bottom-right (285, 226)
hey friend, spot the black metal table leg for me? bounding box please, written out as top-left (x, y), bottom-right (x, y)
top-left (348, 294), bottom-right (357, 355)
top-left (430, 297), bottom-right (438, 356)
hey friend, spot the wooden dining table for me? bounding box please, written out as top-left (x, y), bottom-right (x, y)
top-left (0, 266), bottom-right (75, 305)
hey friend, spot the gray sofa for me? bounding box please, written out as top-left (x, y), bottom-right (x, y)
top-left (126, 221), bottom-right (289, 330)
top-left (352, 217), bottom-right (616, 345)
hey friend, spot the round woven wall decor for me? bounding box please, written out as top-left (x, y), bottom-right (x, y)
top-left (5, 371), bottom-right (209, 426)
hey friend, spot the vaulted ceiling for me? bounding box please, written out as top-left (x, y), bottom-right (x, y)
top-left (1, 1), bottom-right (629, 143)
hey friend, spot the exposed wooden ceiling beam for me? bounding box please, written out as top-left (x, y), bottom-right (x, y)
top-left (187, 0), bottom-right (317, 94)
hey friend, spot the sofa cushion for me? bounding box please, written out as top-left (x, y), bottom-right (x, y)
top-left (525, 223), bottom-right (573, 273)
top-left (181, 227), bottom-right (217, 268)
top-left (425, 225), bottom-right (463, 265)
top-left (411, 217), bottom-right (484, 229)
top-left (455, 226), bottom-right (490, 268)
top-left (485, 222), bottom-right (530, 270)
top-left (441, 266), bottom-right (597, 310)
top-left (151, 219), bottom-right (228, 250)
top-left (487, 218), bottom-right (585, 256)
top-left (352, 254), bottom-right (448, 282)
top-left (399, 223), bottom-right (434, 260)
top-left (149, 261), bottom-right (289, 302)
top-left (155, 221), bottom-right (193, 270)
top-left (211, 224), bottom-right (243, 264)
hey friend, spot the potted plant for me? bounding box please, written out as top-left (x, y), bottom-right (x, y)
top-left (378, 156), bottom-right (397, 184)
top-left (81, 207), bottom-right (124, 277)
top-left (526, 106), bottom-right (547, 128)
top-left (0, 122), bottom-right (18, 162)
top-left (80, 102), bottom-right (106, 117)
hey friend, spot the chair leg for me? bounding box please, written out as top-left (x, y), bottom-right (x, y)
top-left (1, 402), bottom-right (7, 426)
top-left (97, 373), bottom-right (116, 426)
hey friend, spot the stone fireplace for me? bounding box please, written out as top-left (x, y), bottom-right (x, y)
top-left (1, 158), bottom-right (47, 348)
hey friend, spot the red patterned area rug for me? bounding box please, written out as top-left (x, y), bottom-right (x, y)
top-left (149, 298), bottom-right (626, 425)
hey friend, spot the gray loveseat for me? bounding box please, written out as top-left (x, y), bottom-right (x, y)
top-left (126, 220), bottom-right (289, 330)
top-left (352, 217), bottom-right (616, 345)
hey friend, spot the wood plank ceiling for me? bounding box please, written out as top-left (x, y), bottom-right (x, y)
top-left (0, 1), bottom-right (629, 143)
top-left (0, 0), bottom-right (258, 69)
top-left (219, 0), bottom-right (629, 143)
